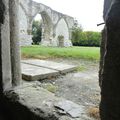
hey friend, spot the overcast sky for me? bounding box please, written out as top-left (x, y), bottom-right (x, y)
top-left (33, 0), bottom-right (104, 31)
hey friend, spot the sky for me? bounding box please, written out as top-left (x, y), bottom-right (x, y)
top-left (33, 0), bottom-right (104, 31)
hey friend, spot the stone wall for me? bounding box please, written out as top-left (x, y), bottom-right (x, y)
top-left (53, 18), bottom-right (72, 46)
top-left (19, 5), bottom-right (32, 46)
top-left (19, 0), bottom-right (74, 47)
top-left (0, 0), bottom-right (12, 92)
top-left (0, 0), bottom-right (21, 92)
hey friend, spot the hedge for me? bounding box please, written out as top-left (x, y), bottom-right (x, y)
top-left (72, 28), bottom-right (101, 47)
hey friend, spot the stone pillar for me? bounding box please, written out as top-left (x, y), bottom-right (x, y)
top-left (9, 0), bottom-right (21, 86)
top-left (100, 0), bottom-right (120, 119)
top-left (0, 0), bottom-right (12, 92)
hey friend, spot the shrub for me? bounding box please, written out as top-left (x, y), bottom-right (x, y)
top-left (58, 35), bottom-right (64, 40)
top-left (72, 27), bottom-right (101, 47)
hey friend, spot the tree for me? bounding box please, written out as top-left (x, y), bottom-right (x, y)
top-left (32, 20), bottom-right (42, 45)
top-left (71, 24), bottom-right (101, 47)
top-left (71, 25), bottom-right (83, 45)
top-left (85, 31), bottom-right (101, 47)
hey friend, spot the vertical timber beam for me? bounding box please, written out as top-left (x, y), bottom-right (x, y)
top-left (9, 0), bottom-right (21, 86)
top-left (0, 0), bottom-right (12, 92)
top-left (100, 0), bottom-right (120, 119)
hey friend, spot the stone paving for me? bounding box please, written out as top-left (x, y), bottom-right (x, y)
top-left (21, 59), bottom-right (77, 81)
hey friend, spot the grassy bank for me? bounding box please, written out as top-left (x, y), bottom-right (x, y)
top-left (21, 45), bottom-right (100, 60)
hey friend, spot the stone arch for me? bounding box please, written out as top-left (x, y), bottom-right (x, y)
top-left (55, 18), bottom-right (69, 39)
top-left (19, 0), bottom-right (74, 46)
top-left (54, 18), bottom-right (71, 46)
top-left (31, 11), bottom-right (53, 46)
top-left (54, 17), bottom-right (70, 33)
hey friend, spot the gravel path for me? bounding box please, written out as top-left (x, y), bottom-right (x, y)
top-left (41, 58), bottom-right (100, 108)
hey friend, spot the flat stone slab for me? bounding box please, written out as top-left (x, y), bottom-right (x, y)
top-left (21, 63), bottom-right (59, 81)
top-left (22, 59), bottom-right (77, 74)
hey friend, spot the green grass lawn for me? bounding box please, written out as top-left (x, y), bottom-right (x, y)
top-left (21, 45), bottom-right (100, 60)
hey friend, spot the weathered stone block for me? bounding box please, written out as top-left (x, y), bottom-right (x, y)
top-left (21, 63), bottom-right (59, 81)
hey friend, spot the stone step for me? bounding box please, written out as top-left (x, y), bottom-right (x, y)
top-left (21, 63), bottom-right (59, 81)
top-left (22, 59), bottom-right (77, 74)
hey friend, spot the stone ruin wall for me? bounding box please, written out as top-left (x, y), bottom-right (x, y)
top-left (19, 3), bottom-right (33, 46)
top-left (19, 0), bottom-right (75, 47)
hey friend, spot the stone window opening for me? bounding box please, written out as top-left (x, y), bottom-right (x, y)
top-left (1, 0), bottom-right (120, 120)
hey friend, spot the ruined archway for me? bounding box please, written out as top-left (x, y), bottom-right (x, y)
top-left (19, 0), bottom-right (74, 47)
top-left (54, 18), bottom-right (72, 46)
top-left (40, 11), bottom-right (53, 46)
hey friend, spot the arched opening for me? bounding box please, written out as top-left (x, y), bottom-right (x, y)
top-left (32, 14), bottom-right (42, 45)
top-left (55, 18), bottom-right (70, 46)
top-left (31, 11), bottom-right (53, 46)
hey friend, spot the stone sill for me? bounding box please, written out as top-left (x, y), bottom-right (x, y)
top-left (2, 82), bottom-right (90, 120)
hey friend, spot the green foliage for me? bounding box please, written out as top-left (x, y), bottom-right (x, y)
top-left (42, 83), bottom-right (58, 93)
top-left (58, 35), bottom-right (64, 40)
top-left (32, 20), bottom-right (42, 45)
top-left (76, 65), bottom-right (86, 72)
top-left (72, 26), bottom-right (101, 47)
top-left (71, 26), bottom-right (83, 45)
top-left (58, 35), bottom-right (64, 47)
top-left (21, 45), bottom-right (100, 60)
